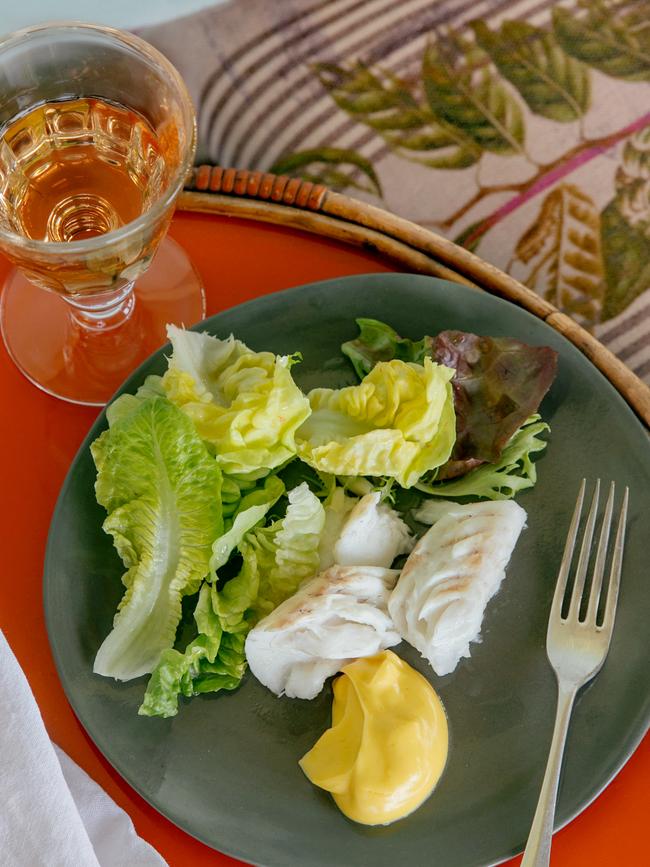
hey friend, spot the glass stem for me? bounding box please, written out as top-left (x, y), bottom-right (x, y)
top-left (64, 281), bottom-right (136, 331)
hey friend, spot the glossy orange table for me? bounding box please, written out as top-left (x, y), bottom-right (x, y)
top-left (0, 210), bottom-right (646, 867)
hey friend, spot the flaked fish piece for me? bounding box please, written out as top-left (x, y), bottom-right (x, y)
top-left (245, 565), bottom-right (401, 699)
top-left (333, 491), bottom-right (414, 568)
top-left (389, 500), bottom-right (526, 676)
top-left (319, 490), bottom-right (414, 571)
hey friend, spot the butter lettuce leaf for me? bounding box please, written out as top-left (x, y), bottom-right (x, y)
top-left (295, 358), bottom-right (456, 488)
top-left (91, 397), bottom-right (223, 681)
top-left (162, 325), bottom-right (311, 475)
top-left (342, 318), bottom-right (557, 476)
top-left (415, 415), bottom-right (549, 502)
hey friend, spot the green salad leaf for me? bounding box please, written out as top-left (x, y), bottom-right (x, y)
top-left (254, 481), bottom-right (325, 616)
top-left (341, 318), bottom-right (558, 477)
top-left (216, 481), bottom-right (326, 629)
top-left (341, 317), bottom-right (433, 378)
top-left (105, 375), bottom-right (165, 427)
top-left (295, 358), bottom-right (456, 488)
top-left (219, 470), bottom-right (279, 519)
top-left (192, 631), bottom-right (247, 694)
top-left (414, 415), bottom-right (549, 502)
top-left (139, 583), bottom-right (246, 718)
top-left (210, 475), bottom-right (285, 571)
top-left (140, 482), bottom-right (325, 717)
top-left (92, 397), bottom-right (223, 681)
top-left (162, 325), bottom-right (311, 475)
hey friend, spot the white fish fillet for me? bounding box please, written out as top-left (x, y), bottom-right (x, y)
top-left (388, 500), bottom-right (526, 676)
top-left (245, 565), bottom-right (401, 699)
top-left (333, 491), bottom-right (414, 568)
top-left (319, 490), bottom-right (414, 571)
top-left (317, 488), bottom-right (357, 571)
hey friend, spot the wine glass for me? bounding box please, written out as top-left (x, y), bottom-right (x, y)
top-left (0, 22), bottom-right (204, 405)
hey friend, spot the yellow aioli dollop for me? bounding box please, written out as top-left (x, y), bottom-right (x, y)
top-left (299, 650), bottom-right (448, 825)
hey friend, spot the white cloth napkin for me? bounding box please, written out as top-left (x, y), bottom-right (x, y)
top-left (0, 630), bottom-right (167, 867)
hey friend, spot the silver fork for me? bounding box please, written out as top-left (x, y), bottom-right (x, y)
top-left (521, 479), bottom-right (629, 867)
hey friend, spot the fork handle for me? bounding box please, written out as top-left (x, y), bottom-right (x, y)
top-left (521, 681), bottom-right (578, 867)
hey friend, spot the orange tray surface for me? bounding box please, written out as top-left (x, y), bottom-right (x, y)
top-left (1, 210), bottom-right (646, 867)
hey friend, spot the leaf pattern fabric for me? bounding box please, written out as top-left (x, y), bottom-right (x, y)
top-left (512, 184), bottom-right (605, 326)
top-left (472, 20), bottom-right (591, 123)
top-left (422, 39), bottom-right (525, 156)
top-left (138, 0), bottom-right (650, 382)
top-left (553, 4), bottom-right (650, 82)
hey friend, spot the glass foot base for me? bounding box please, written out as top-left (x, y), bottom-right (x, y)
top-left (0, 236), bottom-right (205, 406)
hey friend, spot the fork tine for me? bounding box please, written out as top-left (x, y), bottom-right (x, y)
top-left (585, 482), bottom-right (615, 625)
top-left (601, 487), bottom-right (629, 635)
top-left (567, 479), bottom-right (600, 621)
top-left (550, 479), bottom-right (585, 622)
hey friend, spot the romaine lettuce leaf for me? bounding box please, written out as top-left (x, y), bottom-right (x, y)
top-left (414, 415), bottom-right (549, 502)
top-left (141, 481), bottom-right (326, 717)
top-left (220, 476), bottom-right (244, 519)
top-left (295, 358), bottom-right (456, 488)
top-left (91, 397), bottom-right (223, 681)
top-left (162, 325), bottom-right (311, 475)
top-left (105, 375), bottom-right (165, 427)
top-left (213, 543), bottom-right (260, 634)
top-left (192, 631), bottom-right (246, 694)
top-left (139, 583), bottom-right (245, 718)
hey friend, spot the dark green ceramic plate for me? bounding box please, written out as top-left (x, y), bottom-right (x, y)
top-left (44, 274), bottom-right (650, 867)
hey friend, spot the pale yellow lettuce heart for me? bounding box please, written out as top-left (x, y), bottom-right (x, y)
top-left (162, 326), bottom-right (311, 474)
top-left (295, 358), bottom-right (456, 488)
